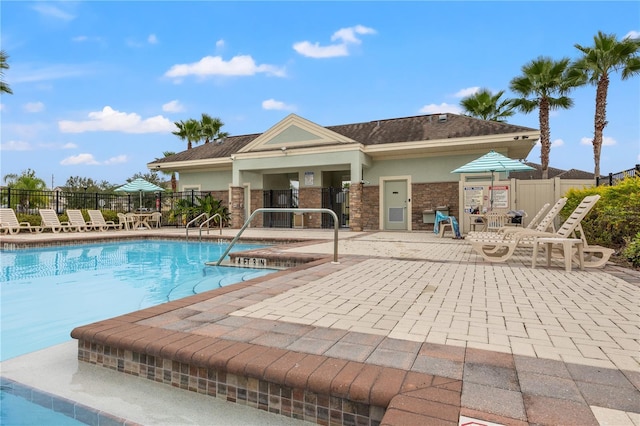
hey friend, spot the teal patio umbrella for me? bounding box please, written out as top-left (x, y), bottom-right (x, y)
top-left (451, 150), bottom-right (534, 210)
top-left (115, 178), bottom-right (165, 210)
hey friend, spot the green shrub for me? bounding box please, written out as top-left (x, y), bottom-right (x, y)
top-left (623, 232), bottom-right (640, 268)
top-left (562, 176), bottom-right (640, 253)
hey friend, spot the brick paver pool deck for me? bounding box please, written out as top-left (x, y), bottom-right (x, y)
top-left (2, 228), bottom-right (638, 425)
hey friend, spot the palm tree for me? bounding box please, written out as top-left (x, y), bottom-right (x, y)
top-left (200, 113), bottom-right (229, 144)
top-left (156, 151), bottom-right (177, 192)
top-left (572, 31), bottom-right (640, 177)
top-left (172, 118), bottom-right (202, 150)
top-left (172, 120), bottom-right (188, 149)
top-left (459, 88), bottom-right (515, 122)
top-left (509, 57), bottom-right (579, 179)
top-left (1, 50), bottom-right (13, 94)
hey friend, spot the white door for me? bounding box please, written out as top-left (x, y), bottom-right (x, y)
top-left (384, 180), bottom-right (408, 230)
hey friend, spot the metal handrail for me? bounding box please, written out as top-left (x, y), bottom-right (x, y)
top-left (214, 208), bottom-right (340, 266)
top-left (185, 213), bottom-right (208, 240)
top-left (198, 213), bottom-right (223, 241)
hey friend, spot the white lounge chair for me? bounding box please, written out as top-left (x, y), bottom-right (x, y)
top-left (39, 209), bottom-right (78, 233)
top-left (468, 198), bottom-right (567, 240)
top-left (0, 208), bottom-right (42, 234)
top-left (88, 210), bottom-right (121, 231)
top-left (469, 195), bottom-right (609, 268)
top-left (66, 209), bottom-right (91, 232)
top-left (148, 212), bottom-right (162, 228)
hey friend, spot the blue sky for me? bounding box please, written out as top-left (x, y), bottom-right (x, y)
top-left (1, 1), bottom-right (639, 188)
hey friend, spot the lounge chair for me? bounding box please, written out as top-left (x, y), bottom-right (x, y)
top-left (468, 198), bottom-right (566, 240)
top-left (468, 195), bottom-right (608, 268)
top-left (39, 209), bottom-right (79, 233)
top-left (88, 210), bottom-right (121, 231)
top-left (0, 208), bottom-right (42, 234)
top-left (66, 209), bottom-right (91, 232)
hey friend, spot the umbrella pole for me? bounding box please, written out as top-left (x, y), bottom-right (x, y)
top-left (490, 171), bottom-right (495, 211)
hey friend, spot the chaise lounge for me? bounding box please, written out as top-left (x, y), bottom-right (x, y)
top-left (88, 210), bottom-right (122, 231)
top-left (39, 209), bottom-right (80, 233)
top-left (0, 208), bottom-right (42, 234)
top-left (468, 194), bottom-right (613, 268)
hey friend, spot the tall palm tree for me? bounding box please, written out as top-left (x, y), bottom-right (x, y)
top-left (172, 120), bottom-right (188, 149)
top-left (460, 88), bottom-right (515, 122)
top-left (1, 50), bottom-right (13, 94)
top-left (509, 57), bottom-right (579, 179)
top-left (172, 119), bottom-right (202, 150)
top-left (571, 31), bottom-right (640, 177)
top-left (157, 151), bottom-right (177, 192)
top-left (200, 113), bottom-right (229, 144)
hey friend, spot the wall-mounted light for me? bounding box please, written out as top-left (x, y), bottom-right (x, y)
top-left (513, 136), bottom-right (520, 140)
top-left (155, 165), bottom-right (161, 169)
top-left (521, 135), bottom-right (529, 139)
top-left (230, 155), bottom-right (236, 161)
top-left (281, 146), bottom-right (287, 152)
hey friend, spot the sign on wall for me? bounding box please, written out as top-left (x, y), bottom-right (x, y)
top-left (463, 186), bottom-right (484, 212)
top-left (490, 185), bottom-right (509, 209)
top-left (304, 171), bottom-right (314, 186)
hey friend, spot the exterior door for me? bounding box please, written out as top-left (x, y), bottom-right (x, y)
top-left (384, 180), bottom-right (408, 230)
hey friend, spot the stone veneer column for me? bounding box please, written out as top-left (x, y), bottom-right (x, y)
top-left (349, 183), bottom-right (363, 231)
top-left (230, 186), bottom-right (245, 229)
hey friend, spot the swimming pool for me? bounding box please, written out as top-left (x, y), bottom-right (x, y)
top-left (0, 240), bottom-right (276, 362)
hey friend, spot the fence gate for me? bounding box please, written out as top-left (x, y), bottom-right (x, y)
top-left (321, 187), bottom-right (349, 228)
top-left (262, 189), bottom-right (297, 228)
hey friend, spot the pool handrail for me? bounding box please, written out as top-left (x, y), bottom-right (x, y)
top-left (185, 212), bottom-right (208, 240)
top-left (198, 213), bottom-right (223, 241)
top-left (214, 208), bottom-right (340, 266)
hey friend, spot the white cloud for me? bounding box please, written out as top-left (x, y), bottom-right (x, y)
top-left (10, 64), bottom-right (94, 83)
top-left (580, 136), bottom-right (616, 146)
top-left (72, 35), bottom-right (88, 42)
top-left (148, 34), bottom-right (158, 44)
top-left (331, 25), bottom-right (376, 44)
top-left (60, 154), bottom-right (100, 165)
top-left (624, 30), bottom-right (640, 40)
top-left (58, 106), bottom-right (176, 134)
top-left (164, 55), bottom-right (286, 80)
top-left (0, 103), bottom-right (5, 112)
top-left (104, 155), bottom-right (128, 165)
top-left (216, 39), bottom-right (225, 49)
top-left (62, 143), bottom-right (78, 149)
top-left (418, 103), bottom-right (462, 114)
top-left (262, 99), bottom-right (295, 111)
top-left (551, 138), bottom-right (564, 147)
top-left (31, 4), bottom-right (75, 21)
top-left (454, 87), bottom-right (480, 98)
top-left (0, 140), bottom-right (32, 151)
top-left (24, 102), bottom-right (45, 113)
top-left (294, 25), bottom-right (376, 58)
top-left (293, 42), bottom-right (349, 58)
top-left (162, 100), bottom-right (185, 113)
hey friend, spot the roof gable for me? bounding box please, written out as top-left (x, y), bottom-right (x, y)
top-left (239, 114), bottom-right (355, 153)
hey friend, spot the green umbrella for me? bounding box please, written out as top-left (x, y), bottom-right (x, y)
top-left (115, 178), bottom-right (164, 210)
top-left (451, 150), bottom-right (534, 210)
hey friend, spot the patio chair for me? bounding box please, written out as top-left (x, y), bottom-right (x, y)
top-left (117, 213), bottom-right (136, 230)
top-left (66, 209), bottom-right (91, 232)
top-left (39, 209), bottom-right (78, 233)
top-left (468, 195), bottom-right (604, 267)
top-left (148, 212), bottom-right (162, 228)
top-left (88, 210), bottom-right (122, 231)
top-left (0, 208), bottom-right (42, 234)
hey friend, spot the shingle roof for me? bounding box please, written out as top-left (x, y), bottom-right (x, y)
top-left (153, 113), bottom-right (537, 164)
top-left (508, 162), bottom-right (595, 180)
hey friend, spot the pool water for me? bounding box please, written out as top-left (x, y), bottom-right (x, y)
top-left (0, 240), bottom-right (276, 362)
top-left (0, 391), bottom-right (84, 426)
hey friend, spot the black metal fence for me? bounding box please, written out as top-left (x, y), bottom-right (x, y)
top-left (0, 188), bottom-right (209, 215)
top-left (596, 164), bottom-right (640, 186)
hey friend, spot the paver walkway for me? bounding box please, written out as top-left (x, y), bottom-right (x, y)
top-left (2, 228), bottom-right (639, 425)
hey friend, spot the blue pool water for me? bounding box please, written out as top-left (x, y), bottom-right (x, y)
top-left (0, 240), bottom-right (275, 362)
